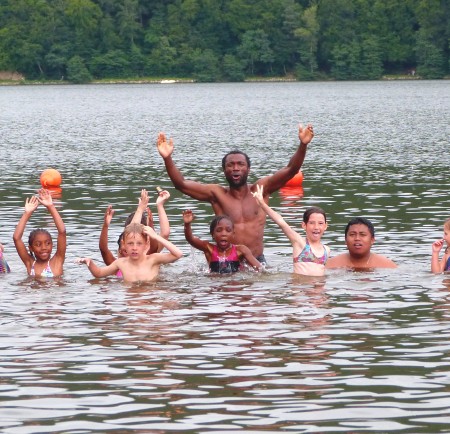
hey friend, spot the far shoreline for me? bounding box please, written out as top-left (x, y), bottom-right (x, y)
top-left (1, 74), bottom-right (444, 86)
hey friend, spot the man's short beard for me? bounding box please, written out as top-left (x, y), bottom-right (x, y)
top-left (227, 174), bottom-right (248, 188)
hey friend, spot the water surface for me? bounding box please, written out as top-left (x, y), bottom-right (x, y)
top-left (1, 81), bottom-right (450, 433)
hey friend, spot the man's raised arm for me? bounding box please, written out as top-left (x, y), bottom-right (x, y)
top-left (259, 123), bottom-right (314, 195)
top-left (157, 132), bottom-right (216, 201)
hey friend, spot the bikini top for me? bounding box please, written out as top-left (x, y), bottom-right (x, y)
top-left (294, 241), bottom-right (328, 265)
top-left (0, 251), bottom-right (10, 273)
top-left (31, 260), bottom-right (54, 278)
top-left (209, 244), bottom-right (241, 273)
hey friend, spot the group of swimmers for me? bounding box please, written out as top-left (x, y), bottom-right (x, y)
top-left (2, 123), bottom-right (449, 281)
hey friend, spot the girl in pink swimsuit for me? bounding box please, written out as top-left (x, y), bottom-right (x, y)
top-left (183, 211), bottom-right (262, 274)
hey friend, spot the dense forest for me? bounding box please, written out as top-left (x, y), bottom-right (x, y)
top-left (0, 0), bottom-right (449, 83)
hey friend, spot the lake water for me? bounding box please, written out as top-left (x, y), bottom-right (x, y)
top-left (1, 81), bottom-right (450, 433)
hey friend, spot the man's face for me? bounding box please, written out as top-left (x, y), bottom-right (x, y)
top-left (345, 223), bottom-right (374, 257)
top-left (223, 154), bottom-right (250, 188)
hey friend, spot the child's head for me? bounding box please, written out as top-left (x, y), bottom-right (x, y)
top-left (303, 206), bottom-right (327, 224)
top-left (443, 218), bottom-right (450, 246)
top-left (301, 207), bottom-right (328, 241)
top-left (28, 229), bottom-right (53, 260)
top-left (122, 223), bottom-right (150, 258)
top-left (444, 218), bottom-right (450, 232)
top-left (210, 215), bottom-right (234, 246)
top-left (344, 217), bottom-right (375, 238)
top-left (117, 232), bottom-right (127, 257)
top-left (124, 212), bottom-right (148, 226)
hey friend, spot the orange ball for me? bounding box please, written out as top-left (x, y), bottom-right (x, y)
top-left (40, 169), bottom-right (62, 188)
top-left (284, 170), bottom-right (304, 188)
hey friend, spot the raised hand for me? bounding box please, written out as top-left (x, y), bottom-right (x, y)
top-left (146, 207), bottom-right (154, 228)
top-left (143, 225), bottom-right (157, 239)
top-left (104, 205), bottom-right (115, 226)
top-left (182, 209), bottom-right (194, 224)
top-left (298, 123), bottom-right (314, 145)
top-left (156, 132), bottom-right (174, 159)
top-left (138, 188), bottom-right (149, 210)
top-left (24, 195), bottom-right (40, 214)
top-left (37, 188), bottom-right (53, 208)
top-left (251, 184), bottom-right (264, 204)
top-left (156, 189), bottom-right (170, 205)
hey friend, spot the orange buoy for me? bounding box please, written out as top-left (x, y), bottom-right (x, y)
top-left (284, 170), bottom-right (303, 188)
top-left (40, 169), bottom-right (62, 188)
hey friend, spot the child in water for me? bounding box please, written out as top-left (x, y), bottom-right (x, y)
top-left (252, 184), bottom-right (330, 276)
top-left (182, 210), bottom-right (262, 273)
top-left (431, 217), bottom-right (450, 273)
top-left (13, 188), bottom-right (66, 277)
top-left (99, 188), bottom-right (170, 268)
top-left (0, 243), bottom-right (11, 273)
top-left (77, 223), bottom-right (182, 283)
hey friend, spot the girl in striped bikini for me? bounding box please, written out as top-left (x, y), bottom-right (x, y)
top-left (253, 184), bottom-right (330, 277)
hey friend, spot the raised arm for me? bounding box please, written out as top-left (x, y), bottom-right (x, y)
top-left (131, 189), bottom-right (149, 225)
top-left (252, 185), bottom-right (304, 248)
top-left (156, 189), bottom-right (170, 240)
top-left (258, 123), bottom-right (314, 194)
top-left (13, 195), bottom-right (40, 266)
top-left (157, 132), bottom-right (217, 201)
top-left (37, 189), bottom-right (66, 263)
top-left (143, 226), bottom-right (183, 264)
top-left (182, 210), bottom-right (210, 253)
top-left (99, 205), bottom-right (117, 265)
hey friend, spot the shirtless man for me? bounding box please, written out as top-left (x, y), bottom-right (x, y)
top-left (326, 217), bottom-right (397, 269)
top-left (157, 124), bottom-right (314, 262)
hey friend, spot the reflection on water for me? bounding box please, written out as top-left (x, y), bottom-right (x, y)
top-left (1, 81), bottom-right (450, 432)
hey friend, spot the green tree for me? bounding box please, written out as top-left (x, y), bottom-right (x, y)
top-left (415, 29), bottom-right (446, 78)
top-left (222, 54), bottom-right (245, 81)
top-left (237, 29), bottom-right (274, 75)
top-left (90, 49), bottom-right (131, 78)
top-left (67, 55), bottom-right (92, 83)
top-left (191, 48), bottom-right (220, 82)
top-left (295, 4), bottom-right (319, 79)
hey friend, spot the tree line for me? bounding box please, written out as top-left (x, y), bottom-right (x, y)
top-left (0, 0), bottom-right (449, 83)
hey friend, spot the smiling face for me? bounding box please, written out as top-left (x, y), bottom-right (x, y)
top-left (223, 154), bottom-right (250, 188)
top-left (302, 212), bottom-right (327, 242)
top-left (29, 232), bottom-right (53, 261)
top-left (345, 223), bottom-right (375, 257)
top-left (211, 217), bottom-right (234, 251)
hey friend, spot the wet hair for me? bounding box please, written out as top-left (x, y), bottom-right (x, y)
top-left (344, 217), bottom-right (375, 238)
top-left (444, 217), bottom-right (450, 231)
top-left (303, 206), bottom-right (327, 224)
top-left (28, 229), bottom-right (52, 245)
top-left (124, 211), bottom-right (147, 227)
top-left (209, 215), bottom-right (233, 235)
top-left (117, 232), bottom-right (124, 247)
top-left (222, 150), bottom-right (251, 169)
top-left (123, 223), bottom-right (148, 242)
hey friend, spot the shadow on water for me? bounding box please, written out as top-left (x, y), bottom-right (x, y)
top-left (0, 81), bottom-right (450, 432)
